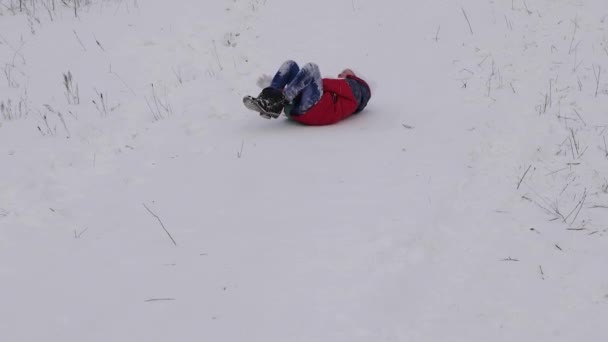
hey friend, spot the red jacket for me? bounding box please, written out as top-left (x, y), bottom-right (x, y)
top-left (290, 76), bottom-right (370, 126)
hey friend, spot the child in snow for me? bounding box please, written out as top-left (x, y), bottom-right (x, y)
top-left (243, 60), bottom-right (371, 125)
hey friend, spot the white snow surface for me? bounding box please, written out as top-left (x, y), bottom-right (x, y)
top-left (1, 0), bottom-right (608, 341)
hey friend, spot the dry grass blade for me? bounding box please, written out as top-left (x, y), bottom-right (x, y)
top-left (143, 203), bottom-right (177, 246)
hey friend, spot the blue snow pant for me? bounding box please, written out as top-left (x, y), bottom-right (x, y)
top-left (270, 60), bottom-right (323, 115)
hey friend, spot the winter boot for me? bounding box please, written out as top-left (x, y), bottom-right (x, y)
top-left (242, 87), bottom-right (288, 119)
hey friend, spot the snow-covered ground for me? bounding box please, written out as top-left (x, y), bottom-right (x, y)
top-left (1, 0), bottom-right (607, 341)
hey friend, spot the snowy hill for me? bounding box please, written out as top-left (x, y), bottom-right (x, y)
top-left (1, 1), bottom-right (607, 341)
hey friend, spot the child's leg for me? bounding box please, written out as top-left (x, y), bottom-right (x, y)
top-left (284, 63), bottom-right (323, 114)
top-left (270, 60), bottom-right (300, 90)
